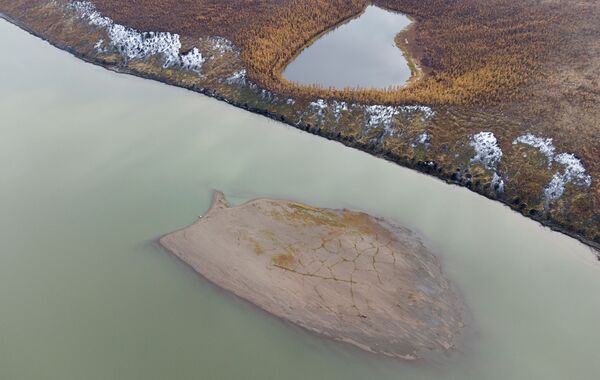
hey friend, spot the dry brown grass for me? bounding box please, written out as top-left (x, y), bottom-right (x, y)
top-left (1, 0), bottom-right (598, 243)
top-left (90, 0), bottom-right (562, 106)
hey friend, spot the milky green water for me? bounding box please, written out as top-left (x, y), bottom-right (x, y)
top-left (283, 5), bottom-right (412, 89)
top-left (1, 19), bottom-right (600, 380)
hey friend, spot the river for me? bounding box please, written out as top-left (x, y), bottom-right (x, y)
top-left (283, 5), bottom-right (413, 89)
top-left (1, 19), bottom-right (600, 380)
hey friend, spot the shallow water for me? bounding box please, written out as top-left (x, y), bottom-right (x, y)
top-left (1, 19), bottom-right (600, 380)
top-left (283, 5), bottom-right (412, 89)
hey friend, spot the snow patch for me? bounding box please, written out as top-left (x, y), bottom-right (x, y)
top-left (306, 99), bottom-right (350, 125)
top-left (513, 133), bottom-right (592, 203)
top-left (304, 101), bottom-right (433, 135)
top-left (513, 133), bottom-right (555, 166)
top-left (93, 39), bottom-right (106, 52)
top-left (309, 99), bottom-right (328, 124)
top-left (411, 132), bottom-right (431, 148)
top-left (401, 105), bottom-right (435, 120)
top-left (469, 132), bottom-right (504, 193)
top-left (331, 101), bottom-right (349, 122)
top-left (209, 37), bottom-right (236, 55)
top-left (259, 88), bottom-right (278, 102)
top-left (492, 173), bottom-right (505, 193)
top-left (309, 99), bottom-right (327, 113)
top-left (180, 48), bottom-right (204, 71)
top-left (68, 1), bottom-right (111, 28)
top-left (365, 105), bottom-right (399, 130)
top-left (68, 1), bottom-right (204, 72)
top-left (470, 132), bottom-right (503, 171)
top-left (544, 153), bottom-right (592, 202)
top-left (225, 69), bottom-right (246, 85)
top-left (364, 105), bottom-right (434, 135)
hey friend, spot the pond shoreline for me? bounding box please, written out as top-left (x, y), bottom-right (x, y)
top-left (1, 11), bottom-right (598, 256)
top-left (281, 5), bottom-right (419, 89)
top-left (278, 7), bottom-right (366, 82)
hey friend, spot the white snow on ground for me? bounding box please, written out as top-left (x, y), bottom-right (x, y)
top-left (309, 99), bottom-right (328, 116)
top-left (259, 88), bottom-right (278, 102)
top-left (411, 132), bottom-right (431, 148)
top-left (304, 100), bottom-right (433, 135)
top-left (513, 133), bottom-right (555, 166)
top-left (179, 48), bottom-right (204, 71)
top-left (67, 0), bottom-right (591, 205)
top-left (68, 1), bottom-right (204, 72)
top-left (469, 132), bottom-right (504, 192)
top-left (364, 105), bottom-right (434, 133)
top-left (553, 153), bottom-right (591, 187)
top-left (544, 153), bottom-right (592, 202)
top-left (331, 101), bottom-right (349, 122)
top-left (513, 133), bottom-right (592, 203)
top-left (492, 173), bottom-right (505, 193)
top-left (68, 1), bottom-right (111, 27)
top-left (307, 99), bottom-right (328, 124)
top-left (309, 100), bottom-right (349, 123)
top-left (244, 81), bottom-right (279, 102)
top-left (209, 37), bottom-right (236, 55)
top-left (93, 39), bottom-right (105, 52)
top-left (365, 105), bottom-right (399, 130)
top-left (470, 132), bottom-right (503, 170)
top-left (401, 105), bottom-right (435, 120)
top-left (225, 69), bottom-right (246, 85)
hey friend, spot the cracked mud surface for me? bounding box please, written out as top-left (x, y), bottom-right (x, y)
top-left (160, 192), bottom-right (465, 359)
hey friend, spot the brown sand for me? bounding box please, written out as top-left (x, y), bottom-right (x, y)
top-left (160, 191), bottom-right (465, 359)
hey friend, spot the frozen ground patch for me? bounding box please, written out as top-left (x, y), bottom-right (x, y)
top-left (68, 1), bottom-right (204, 72)
top-left (225, 69), bottom-right (247, 85)
top-left (513, 133), bottom-right (555, 166)
top-left (470, 132), bottom-right (503, 171)
top-left (469, 132), bottom-right (504, 192)
top-left (411, 132), bottom-right (431, 149)
top-left (365, 105), bottom-right (399, 130)
top-left (544, 153), bottom-right (592, 202)
top-left (513, 133), bottom-right (592, 204)
top-left (364, 105), bottom-right (434, 134)
top-left (307, 99), bottom-right (350, 125)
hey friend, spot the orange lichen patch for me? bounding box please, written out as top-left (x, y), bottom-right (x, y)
top-left (341, 211), bottom-right (379, 236)
top-left (245, 236), bottom-right (264, 255)
top-left (271, 253), bottom-right (295, 270)
top-left (271, 203), bottom-right (345, 228)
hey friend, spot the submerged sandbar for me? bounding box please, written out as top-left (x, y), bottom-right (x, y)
top-left (160, 191), bottom-right (465, 359)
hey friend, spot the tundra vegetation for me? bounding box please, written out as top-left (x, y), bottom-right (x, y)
top-left (0, 0), bottom-right (598, 249)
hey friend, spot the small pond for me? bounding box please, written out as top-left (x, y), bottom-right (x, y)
top-left (283, 5), bottom-right (413, 89)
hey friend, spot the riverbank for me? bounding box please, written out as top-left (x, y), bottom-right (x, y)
top-left (0, 0), bottom-right (598, 254)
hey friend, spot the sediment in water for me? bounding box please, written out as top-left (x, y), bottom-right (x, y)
top-left (160, 191), bottom-right (466, 359)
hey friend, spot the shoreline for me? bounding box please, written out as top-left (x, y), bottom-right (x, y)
top-left (394, 15), bottom-right (424, 83)
top-left (158, 191), bottom-right (467, 360)
top-left (0, 12), bottom-right (598, 256)
top-left (276, 7), bottom-right (367, 80)
top-left (277, 5), bottom-right (422, 90)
